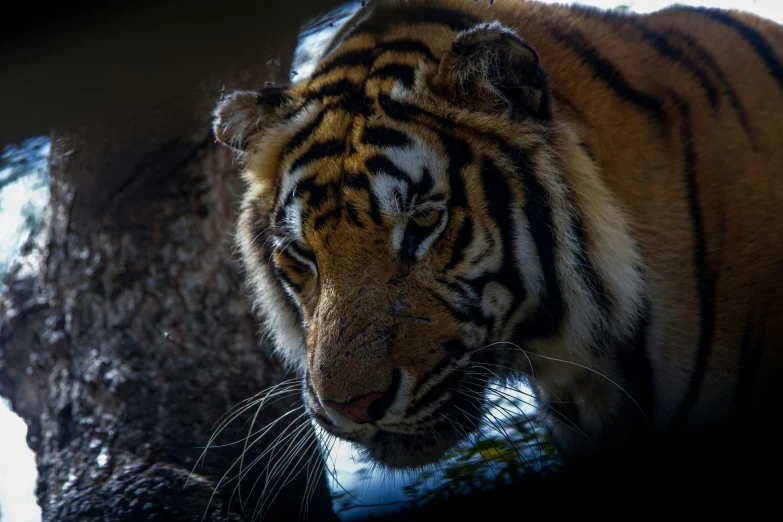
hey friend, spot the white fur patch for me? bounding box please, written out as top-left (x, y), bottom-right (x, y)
top-left (383, 142), bottom-right (449, 194)
top-left (371, 174), bottom-right (411, 217)
top-left (481, 281), bottom-right (513, 336)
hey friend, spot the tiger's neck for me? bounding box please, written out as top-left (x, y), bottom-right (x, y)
top-left (512, 124), bottom-right (653, 456)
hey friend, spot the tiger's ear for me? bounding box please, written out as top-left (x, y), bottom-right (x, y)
top-left (431, 22), bottom-right (551, 120)
top-left (213, 83), bottom-right (291, 152)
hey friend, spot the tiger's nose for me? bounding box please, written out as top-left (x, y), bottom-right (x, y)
top-left (322, 370), bottom-right (401, 424)
top-left (324, 392), bottom-right (387, 424)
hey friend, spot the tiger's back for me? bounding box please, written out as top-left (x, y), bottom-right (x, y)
top-left (489, 0), bottom-right (783, 447)
top-left (213, 0), bottom-right (783, 474)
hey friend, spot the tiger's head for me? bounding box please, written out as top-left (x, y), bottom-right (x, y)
top-left (215, 4), bottom-right (644, 468)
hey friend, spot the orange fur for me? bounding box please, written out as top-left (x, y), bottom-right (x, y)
top-left (216, 0), bottom-right (783, 466)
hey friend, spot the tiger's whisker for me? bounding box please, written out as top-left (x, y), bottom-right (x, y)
top-left (459, 376), bottom-right (593, 445)
top-left (454, 387), bottom-right (547, 468)
top-left (471, 341), bottom-right (651, 431)
top-left (255, 424), bottom-right (322, 519)
top-left (201, 406), bottom-right (307, 520)
top-left (198, 390), bottom-right (304, 453)
top-left (239, 417), bottom-right (313, 518)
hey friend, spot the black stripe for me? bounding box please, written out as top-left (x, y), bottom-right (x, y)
top-left (628, 20), bottom-right (720, 109)
top-left (367, 369), bottom-right (402, 421)
top-left (445, 217), bottom-right (473, 272)
top-left (345, 202), bottom-right (364, 228)
top-left (438, 133), bottom-right (469, 208)
top-left (407, 365), bottom-right (461, 417)
top-left (361, 126), bottom-right (412, 148)
top-left (314, 49), bottom-right (375, 78)
top-left (314, 35), bottom-right (438, 76)
top-left (572, 7), bottom-right (720, 110)
top-left (461, 275), bottom-right (503, 331)
top-left (506, 147), bottom-right (565, 340)
top-left (376, 39), bottom-right (437, 62)
top-left (667, 100), bottom-right (716, 432)
top-left (337, 91), bottom-right (374, 116)
top-left (434, 277), bottom-right (473, 302)
top-left (284, 97), bottom-right (370, 158)
top-left (411, 355), bottom-right (454, 397)
top-left (289, 139), bottom-right (344, 173)
top-left (299, 86), bottom-right (372, 117)
top-left (549, 25), bottom-right (667, 126)
top-left (307, 78), bottom-right (362, 101)
top-left (344, 174), bottom-right (383, 225)
top-left (412, 167), bottom-right (434, 202)
top-left (313, 205), bottom-right (343, 232)
top-left (272, 263), bottom-right (303, 294)
top-left (286, 86), bottom-right (369, 127)
top-left (286, 110), bottom-right (327, 153)
top-left (370, 63), bottom-right (416, 89)
top-left (291, 176), bottom-right (333, 210)
top-left (277, 252), bottom-right (306, 277)
top-left (695, 8), bottom-right (783, 95)
top-left (378, 93), bottom-right (424, 122)
top-left (613, 297), bottom-right (654, 439)
top-left (442, 282), bottom-right (488, 326)
top-left (285, 241), bottom-right (318, 268)
top-left (570, 209), bottom-right (612, 314)
top-left (365, 154), bottom-right (410, 182)
top-left (481, 158), bottom-right (528, 314)
top-left (378, 94), bottom-right (455, 129)
top-left (662, 27), bottom-right (754, 145)
top-left (431, 292), bottom-right (476, 324)
top-left (401, 218), bottom-right (423, 261)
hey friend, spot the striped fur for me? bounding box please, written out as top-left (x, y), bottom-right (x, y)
top-left (215, 0), bottom-right (783, 468)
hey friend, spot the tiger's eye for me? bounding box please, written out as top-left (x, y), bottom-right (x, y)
top-left (414, 209), bottom-right (441, 229)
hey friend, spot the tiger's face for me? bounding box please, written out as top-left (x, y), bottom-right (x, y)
top-left (215, 12), bottom-right (643, 468)
top-left (271, 127), bottom-right (524, 469)
top-left (273, 123), bottom-right (512, 468)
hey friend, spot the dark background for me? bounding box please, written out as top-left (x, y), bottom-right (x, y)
top-left (2, 1), bottom-right (777, 519)
top-left (2, 2), bottom-right (348, 521)
top-left (1, 0), bottom-right (343, 146)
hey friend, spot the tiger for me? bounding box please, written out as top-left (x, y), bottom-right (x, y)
top-left (212, 0), bottom-right (783, 478)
